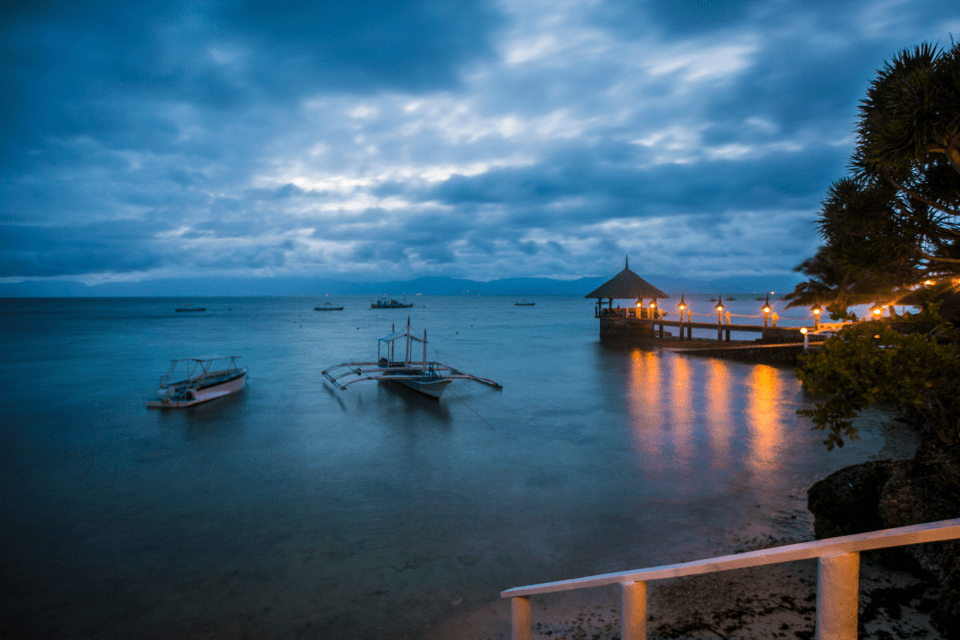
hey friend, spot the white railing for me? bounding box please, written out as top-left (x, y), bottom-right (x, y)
top-left (501, 519), bottom-right (960, 640)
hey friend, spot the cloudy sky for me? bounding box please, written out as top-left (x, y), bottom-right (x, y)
top-left (2, 0), bottom-right (959, 289)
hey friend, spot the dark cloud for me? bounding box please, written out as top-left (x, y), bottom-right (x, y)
top-left (0, 0), bottom-right (503, 169)
top-left (0, 0), bottom-right (957, 287)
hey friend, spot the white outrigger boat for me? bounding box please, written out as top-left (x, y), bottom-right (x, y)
top-left (146, 356), bottom-right (247, 408)
top-left (322, 319), bottom-right (501, 399)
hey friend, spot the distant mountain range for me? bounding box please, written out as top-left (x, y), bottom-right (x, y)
top-left (0, 273), bottom-right (803, 297)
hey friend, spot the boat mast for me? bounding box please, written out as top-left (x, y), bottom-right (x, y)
top-left (423, 329), bottom-right (427, 366)
top-left (405, 317), bottom-right (412, 364)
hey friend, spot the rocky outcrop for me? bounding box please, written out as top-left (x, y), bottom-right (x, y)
top-left (807, 441), bottom-right (960, 636)
top-left (806, 460), bottom-right (901, 539)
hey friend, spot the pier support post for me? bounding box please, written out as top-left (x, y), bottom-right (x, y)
top-left (621, 581), bottom-right (647, 640)
top-left (816, 552), bottom-right (859, 640)
top-left (511, 596), bottom-right (531, 640)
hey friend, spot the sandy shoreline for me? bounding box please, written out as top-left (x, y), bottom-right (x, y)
top-left (423, 419), bottom-right (944, 640)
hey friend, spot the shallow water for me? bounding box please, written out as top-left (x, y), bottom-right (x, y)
top-left (0, 295), bottom-right (889, 638)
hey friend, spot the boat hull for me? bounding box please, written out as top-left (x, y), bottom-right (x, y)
top-left (147, 370), bottom-right (247, 408)
top-left (386, 376), bottom-right (452, 399)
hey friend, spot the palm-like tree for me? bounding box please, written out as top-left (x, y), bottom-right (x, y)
top-left (791, 40), bottom-right (960, 309)
top-left (854, 41), bottom-right (960, 273)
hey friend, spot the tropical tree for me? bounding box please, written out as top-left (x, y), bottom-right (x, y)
top-left (797, 314), bottom-right (960, 449)
top-left (787, 40), bottom-right (960, 311)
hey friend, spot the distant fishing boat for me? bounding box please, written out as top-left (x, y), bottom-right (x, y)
top-left (146, 356), bottom-right (247, 408)
top-left (314, 302), bottom-right (344, 311)
top-left (371, 297), bottom-right (413, 309)
top-left (322, 318), bottom-right (500, 399)
top-left (514, 300), bottom-right (535, 306)
top-left (175, 304), bottom-right (205, 312)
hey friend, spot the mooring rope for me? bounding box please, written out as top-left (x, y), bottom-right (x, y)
top-left (446, 387), bottom-right (496, 431)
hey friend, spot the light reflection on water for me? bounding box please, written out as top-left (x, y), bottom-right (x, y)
top-left (749, 364), bottom-right (784, 474)
top-left (625, 352), bottom-right (778, 481)
top-left (706, 359), bottom-right (733, 469)
top-left (0, 296), bottom-right (894, 639)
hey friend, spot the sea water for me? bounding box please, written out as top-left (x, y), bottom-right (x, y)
top-left (0, 295), bottom-right (892, 638)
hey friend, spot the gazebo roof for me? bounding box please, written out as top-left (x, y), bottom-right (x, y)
top-left (584, 257), bottom-right (669, 300)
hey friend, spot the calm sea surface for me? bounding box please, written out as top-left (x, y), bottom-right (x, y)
top-left (1, 295), bottom-right (890, 638)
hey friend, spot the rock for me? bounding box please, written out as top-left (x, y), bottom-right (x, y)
top-left (808, 441), bottom-right (960, 638)
top-left (878, 444), bottom-right (960, 635)
top-left (806, 460), bottom-right (900, 539)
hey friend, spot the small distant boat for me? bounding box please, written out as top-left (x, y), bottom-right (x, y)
top-left (314, 302), bottom-right (344, 311)
top-left (146, 356), bottom-right (247, 408)
top-left (175, 304), bottom-right (206, 312)
top-left (371, 297), bottom-right (413, 309)
top-left (322, 318), bottom-right (500, 399)
top-left (514, 300), bottom-right (535, 306)
top-left (727, 296), bottom-right (737, 301)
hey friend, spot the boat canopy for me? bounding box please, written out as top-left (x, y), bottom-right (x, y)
top-left (379, 328), bottom-right (423, 344)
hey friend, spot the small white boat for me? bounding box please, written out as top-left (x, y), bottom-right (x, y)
top-left (371, 297), bottom-right (413, 309)
top-left (322, 318), bottom-right (500, 399)
top-left (146, 356), bottom-right (247, 408)
top-left (175, 304), bottom-right (206, 312)
top-left (314, 302), bottom-right (344, 311)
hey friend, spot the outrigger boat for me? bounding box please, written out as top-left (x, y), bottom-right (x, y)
top-left (322, 318), bottom-right (501, 399)
top-left (175, 304), bottom-right (206, 312)
top-left (314, 302), bottom-right (344, 311)
top-left (146, 356), bottom-right (247, 408)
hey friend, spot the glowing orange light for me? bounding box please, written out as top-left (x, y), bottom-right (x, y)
top-left (636, 302), bottom-right (642, 308)
top-left (800, 327), bottom-right (808, 334)
top-left (924, 280), bottom-right (935, 286)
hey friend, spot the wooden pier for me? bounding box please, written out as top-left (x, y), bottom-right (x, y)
top-left (584, 259), bottom-right (829, 363)
top-left (594, 309), bottom-right (823, 365)
top-left (596, 307), bottom-right (804, 343)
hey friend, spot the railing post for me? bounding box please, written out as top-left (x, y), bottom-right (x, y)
top-left (511, 596), bottom-right (531, 640)
top-left (816, 552), bottom-right (859, 640)
top-left (621, 581), bottom-right (647, 640)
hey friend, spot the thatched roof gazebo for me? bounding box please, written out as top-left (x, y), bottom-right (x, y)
top-left (585, 257), bottom-right (669, 310)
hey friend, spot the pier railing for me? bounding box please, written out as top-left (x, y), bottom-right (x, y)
top-left (501, 519), bottom-right (960, 640)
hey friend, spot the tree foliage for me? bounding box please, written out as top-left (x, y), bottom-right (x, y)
top-left (785, 40), bottom-right (960, 315)
top-left (796, 312), bottom-right (960, 450)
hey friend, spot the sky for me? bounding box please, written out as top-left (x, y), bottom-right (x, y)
top-left (2, 0), bottom-right (959, 292)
